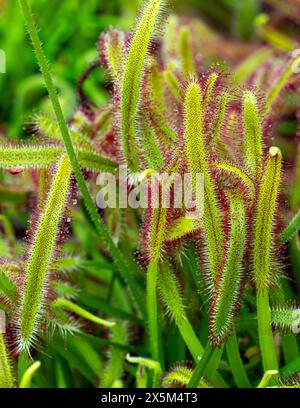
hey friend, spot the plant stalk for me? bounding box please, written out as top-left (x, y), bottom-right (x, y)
top-left (147, 260), bottom-right (160, 365)
top-left (187, 343), bottom-right (223, 388)
top-left (226, 332), bottom-right (251, 388)
top-left (257, 289), bottom-right (279, 372)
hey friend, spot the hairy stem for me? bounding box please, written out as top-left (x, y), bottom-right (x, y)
top-left (243, 90), bottom-right (263, 183)
top-left (147, 259), bottom-right (160, 364)
top-left (159, 264), bottom-right (203, 360)
top-left (184, 82), bottom-right (224, 283)
top-left (0, 333), bottom-right (14, 388)
top-left (159, 264), bottom-right (228, 387)
top-left (210, 193), bottom-right (246, 345)
top-left (212, 162), bottom-right (255, 202)
top-left (147, 190), bottom-right (167, 366)
top-left (18, 155), bottom-right (71, 351)
top-left (254, 147), bottom-right (282, 290)
top-left (121, 0), bottom-right (164, 172)
top-left (266, 55), bottom-right (300, 113)
top-left (254, 147), bottom-right (282, 372)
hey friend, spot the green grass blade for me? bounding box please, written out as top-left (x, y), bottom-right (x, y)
top-left (280, 209), bottom-right (300, 243)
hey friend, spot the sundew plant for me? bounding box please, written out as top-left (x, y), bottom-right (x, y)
top-left (1, 0), bottom-right (300, 389)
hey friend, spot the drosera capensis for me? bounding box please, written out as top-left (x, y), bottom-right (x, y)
top-left (0, 332), bottom-right (14, 388)
top-left (271, 303), bottom-right (300, 333)
top-left (0, 0), bottom-right (300, 389)
top-left (209, 192), bottom-right (246, 346)
top-left (184, 81), bottom-right (224, 284)
top-left (254, 146), bottom-right (282, 372)
top-left (243, 90), bottom-right (263, 183)
top-left (18, 0), bottom-right (147, 319)
top-left (162, 364), bottom-right (210, 388)
top-left (16, 154), bottom-right (72, 352)
top-left (179, 26), bottom-right (196, 78)
top-left (120, 0), bottom-right (165, 172)
top-left (146, 179), bottom-right (168, 368)
top-left (0, 145), bottom-right (118, 173)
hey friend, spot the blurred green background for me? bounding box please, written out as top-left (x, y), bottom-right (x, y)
top-left (0, 0), bottom-right (264, 139)
top-left (0, 0), bottom-right (138, 138)
top-left (1, 0), bottom-right (300, 389)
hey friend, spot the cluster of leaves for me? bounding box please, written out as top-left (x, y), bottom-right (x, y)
top-left (1, 0), bottom-right (300, 389)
